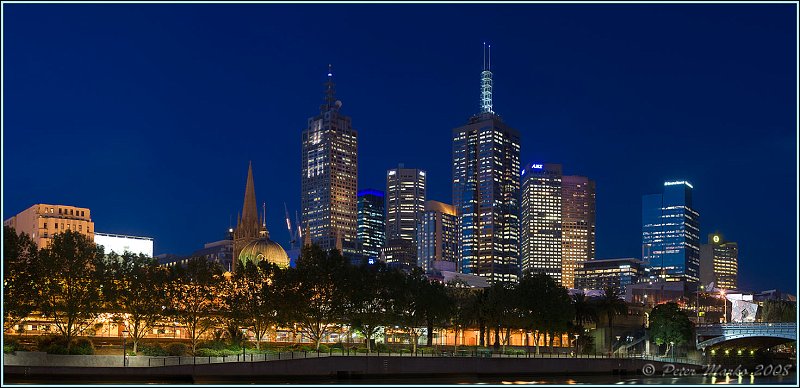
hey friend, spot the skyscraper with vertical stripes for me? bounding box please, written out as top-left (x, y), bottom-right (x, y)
top-left (452, 44), bottom-right (521, 284)
top-left (301, 66), bottom-right (359, 257)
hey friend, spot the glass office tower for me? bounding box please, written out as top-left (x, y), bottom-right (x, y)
top-left (642, 181), bottom-right (701, 284)
top-left (357, 189), bottom-right (385, 258)
top-left (521, 163), bottom-right (563, 282)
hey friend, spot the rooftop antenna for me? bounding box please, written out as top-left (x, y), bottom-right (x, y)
top-left (480, 42), bottom-right (494, 114)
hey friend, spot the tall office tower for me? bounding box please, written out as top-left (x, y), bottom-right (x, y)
top-left (520, 163), bottom-right (563, 283)
top-left (452, 43), bottom-right (521, 284)
top-left (385, 164), bottom-right (426, 243)
top-left (4, 204), bottom-right (94, 249)
top-left (417, 200), bottom-right (458, 272)
top-left (561, 175), bottom-right (596, 288)
top-left (301, 66), bottom-right (359, 256)
top-left (357, 189), bottom-right (385, 258)
top-left (700, 233), bottom-right (738, 290)
top-left (642, 181), bottom-right (701, 284)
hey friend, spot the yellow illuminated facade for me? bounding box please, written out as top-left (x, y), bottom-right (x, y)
top-left (4, 204), bottom-right (94, 248)
top-left (700, 233), bottom-right (738, 290)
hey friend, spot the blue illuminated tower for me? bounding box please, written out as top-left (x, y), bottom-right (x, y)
top-left (357, 189), bottom-right (385, 258)
top-left (642, 181), bottom-right (701, 284)
top-left (452, 43), bottom-right (521, 284)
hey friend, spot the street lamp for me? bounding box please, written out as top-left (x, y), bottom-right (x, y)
top-left (720, 289), bottom-right (727, 323)
top-left (573, 334), bottom-right (580, 357)
top-left (122, 329), bottom-right (129, 367)
top-left (669, 341), bottom-right (675, 362)
top-left (615, 335), bottom-right (621, 357)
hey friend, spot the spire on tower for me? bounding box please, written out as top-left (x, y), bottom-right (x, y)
top-left (480, 42), bottom-right (494, 114)
top-left (322, 64), bottom-right (337, 112)
top-left (241, 161), bottom-right (258, 228)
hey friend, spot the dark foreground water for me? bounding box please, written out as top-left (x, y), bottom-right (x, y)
top-left (7, 373), bottom-right (797, 385)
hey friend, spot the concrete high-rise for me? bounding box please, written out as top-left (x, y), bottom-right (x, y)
top-left (700, 233), bottom-right (738, 290)
top-left (642, 181), bottom-right (701, 284)
top-left (301, 66), bottom-right (359, 256)
top-left (4, 204), bottom-right (94, 249)
top-left (385, 164), bottom-right (426, 244)
top-left (520, 163), bottom-right (562, 282)
top-left (357, 189), bottom-right (385, 259)
top-left (561, 175), bottom-right (596, 288)
top-left (417, 200), bottom-right (457, 272)
top-left (452, 43), bottom-right (521, 284)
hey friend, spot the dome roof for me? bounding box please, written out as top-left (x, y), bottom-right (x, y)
top-left (238, 237), bottom-right (290, 269)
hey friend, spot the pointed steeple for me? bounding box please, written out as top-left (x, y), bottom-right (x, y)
top-left (241, 161), bottom-right (258, 227)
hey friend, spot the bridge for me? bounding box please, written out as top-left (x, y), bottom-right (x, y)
top-left (696, 322), bottom-right (797, 350)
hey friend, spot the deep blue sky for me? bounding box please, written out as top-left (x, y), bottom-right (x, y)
top-left (3, 3), bottom-right (797, 293)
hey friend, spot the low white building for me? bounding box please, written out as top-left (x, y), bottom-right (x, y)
top-left (94, 232), bottom-right (154, 257)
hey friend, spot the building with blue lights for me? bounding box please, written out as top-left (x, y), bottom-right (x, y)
top-left (642, 181), bottom-right (701, 284)
top-left (452, 45), bottom-right (521, 284)
top-left (357, 189), bottom-right (385, 258)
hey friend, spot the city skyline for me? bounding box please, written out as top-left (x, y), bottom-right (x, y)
top-left (3, 3), bottom-right (796, 293)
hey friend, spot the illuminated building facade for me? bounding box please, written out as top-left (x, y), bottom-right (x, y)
top-left (642, 181), bottom-right (701, 284)
top-left (417, 200), bottom-right (457, 272)
top-left (452, 44), bottom-right (521, 284)
top-left (380, 238), bottom-right (417, 269)
top-left (4, 204), bottom-right (94, 248)
top-left (521, 163), bottom-right (562, 283)
top-left (301, 66), bottom-right (359, 256)
top-left (574, 257), bottom-right (644, 295)
top-left (94, 232), bottom-right (154, 257)
top-left (385, 164), bottom-right (426, 259)
top-left (561, 175), bottom-right (596, 288)
top-left (357, 189), bottom-right (385, 258)
top-left (700, 233), bottom-right (738, 290)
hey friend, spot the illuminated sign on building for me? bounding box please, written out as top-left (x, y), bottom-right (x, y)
top-left (664, 180), bottom-right (694, 189)
top-left (531, 164), bottom-right (543, 169)
top-left (94, 232), bottom-right (154, 257)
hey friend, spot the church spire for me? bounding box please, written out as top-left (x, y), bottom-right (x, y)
top-left (241, 161), bottom-right (258, 228)
top-left (480, 42), bottom-right (494, 114)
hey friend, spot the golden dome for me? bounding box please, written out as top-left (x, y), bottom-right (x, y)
top-left (238, 237), bottom-right (290, 269)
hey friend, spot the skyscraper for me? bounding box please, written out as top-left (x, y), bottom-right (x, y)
top-left (417, 200), bottom-right (458, 273)
top-left (700, 233), bottom-right (738, 290)
top-left (385, 164), bottom-right (426, 243)
top-left (357, 189), bottom-right (385, 258)
top-left (301, 66), bottom-right (359, 256)
top-left (452, 44), bottom-right (521, 284)
top-left (561, 175), bottom-right (596, 288)
top-left (642, 181), bottom-right (701, 284)
top-left (520, 163), bottom-right (562, 282)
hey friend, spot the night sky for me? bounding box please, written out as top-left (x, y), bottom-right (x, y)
top-left (3, 3), bottom-right (797, 293)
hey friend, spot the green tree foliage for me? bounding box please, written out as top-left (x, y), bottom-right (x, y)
top-left (420, 278), bottom-right (453, 347)
top-left (760, 300), bottom-right (797, 323)
top-left (222, 260), bottom-right (283, 350)
top-left (484, 282), bottom-right (519, 351)
top-left (103, 252), bottom-right (169, 353)
top-left (3, 226), bottom-right (40, 332)
top-left (572, 291), bottom-right (597, 326)
top-left (283, 244), bottom-right (349, 350)
top-left (37, 230), bottom-right (107, 349)
top-left (390, 267), bottom-right (430, 353)
top-left (594, 286), bottom-right (628, 353)
top-left (517, 272), bottom-right (574, 353)
top-left (166, 256), bottom-right (224, 355)
top-left (649, 302), bottom-right (693, 356)
top-left (343, 261), bottom-right (394, 352)
top-left (445, 282), bottom-right (479, 352)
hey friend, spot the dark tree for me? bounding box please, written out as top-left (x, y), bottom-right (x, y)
top-left (344, 261), bottom-right (393, 352)
top-left (37, 230), bottom-right (106, 349)
top-left (166, 256), bottom-right (224, 355)
top-left (3, 226), bottom-right (40, 333)
top-left (284, 244), bottom-right (349, 350)
top-left (104, 252), bottom-right (169, 353)
top-left (594, 286), bottom-right (628, 353)
top-left (572, 291), bottom-right (597, 326)
top-left (649, 302), bottom-right (693, 356)
top-left (445, 282), bottom-right (480, 352)
top-left (222, 260), bottom-right (283, 350)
